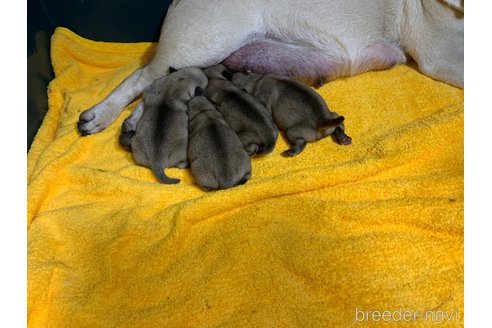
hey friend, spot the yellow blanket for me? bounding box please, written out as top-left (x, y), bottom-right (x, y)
top-left (28, 27), bottom-right (464, 327)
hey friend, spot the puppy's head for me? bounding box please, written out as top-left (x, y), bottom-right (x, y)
top-left (203, 64), bottom-right (232, 80)
top-left (166, 66), bottom-right (209, 102)
top-left (230, 71), bottom-right (262, 94)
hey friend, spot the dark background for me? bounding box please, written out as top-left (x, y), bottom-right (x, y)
top-left (27, 0), bottom-right (173, 150)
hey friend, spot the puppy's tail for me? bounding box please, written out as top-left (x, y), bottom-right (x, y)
top-left (320, 115), bottom-right (344, 128)
top-left (152, 163), bottom-right (180, 184)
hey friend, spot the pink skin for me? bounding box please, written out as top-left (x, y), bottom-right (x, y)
top-left (223, 39), bottom-right (406, 86)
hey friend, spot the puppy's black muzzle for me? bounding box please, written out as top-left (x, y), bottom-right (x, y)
top-left (194, 86), bottom-right (204, 96)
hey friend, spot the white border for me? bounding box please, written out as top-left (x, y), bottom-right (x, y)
top-left (464, 2), bottom-right (492, 326)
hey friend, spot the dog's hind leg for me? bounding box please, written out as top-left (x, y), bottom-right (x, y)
top-left (400, 0), bottom-right (463, 88)
top-left (282, 138), bottom-right (307, 157)
top-left (332, 126), bottom-right (352, 145)
top-left (281, 125), bottom-right (314, 157)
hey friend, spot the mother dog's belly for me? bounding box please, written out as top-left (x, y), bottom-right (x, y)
top-left (223, 38), bottom-right (406, 85)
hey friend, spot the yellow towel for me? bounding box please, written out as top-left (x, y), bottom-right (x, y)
top-left (28, 27), bottom-right (464, 327)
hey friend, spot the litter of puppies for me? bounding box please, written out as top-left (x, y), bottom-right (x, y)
top-left (120, 65), bottom-right (351, 191)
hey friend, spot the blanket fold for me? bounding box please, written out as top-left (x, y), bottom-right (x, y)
top-left (28, 27), bottom-right (464, 327)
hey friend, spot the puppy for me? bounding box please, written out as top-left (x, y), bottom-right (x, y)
top-left (130, 66), bottom-right (208, 183)
top-left (78, 0), bottom-right (463, 136)
top-left (119, 101), bottom-right (144, 150)
top-left (232, 71), bottom-right (351, 157)
top-left (203, 64), bottom-right (278, 156)
top-left (187, 95), bottom-right (251, 191)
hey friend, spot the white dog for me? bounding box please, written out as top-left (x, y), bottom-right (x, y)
top-left (77, 0), bottom-right (463, 136)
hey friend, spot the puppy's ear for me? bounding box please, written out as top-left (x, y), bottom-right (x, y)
top-left (221, 70), bottom-right (233, 80)
top-left (169, 66), bottom-right (178, 73)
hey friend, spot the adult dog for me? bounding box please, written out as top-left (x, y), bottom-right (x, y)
top-left (77, 0), bottom-right (464, 136)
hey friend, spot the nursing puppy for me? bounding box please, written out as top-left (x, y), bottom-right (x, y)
top-left (187, 95), bottom-right (251, 191)
top-left (119, 101), bottom-right (144, 150)
top-left (77, 0), bottom-right (463, 136)
top-left (232, 72), bottom-right (351, 157)
top-left (204, 64), bottom-right (278, 156)
top-left (130, 67), bottom-right (208, 183)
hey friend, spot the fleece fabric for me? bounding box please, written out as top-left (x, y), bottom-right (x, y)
top-left (28, 27), bottom-right (464, 327)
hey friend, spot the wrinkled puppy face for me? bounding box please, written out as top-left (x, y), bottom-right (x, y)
top-left (230, 71), bottom-right (262, 94)
top-left (203, 64), bottom-right (233, 80)
top-left (167, 67), bottom-right (209, 102)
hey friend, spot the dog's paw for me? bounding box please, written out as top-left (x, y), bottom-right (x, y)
top-left (121, 116), bottom-right (136, 134)
top-left (118, 130), bottom-right (135, 150)
top-left (282, 139), bottom-right (306, 157)
top-left (118, 117), bottom-right (137, 150)
top-left (77, 105), bottom-right (115, 136)
top-left (77, 109), bottom-right (101, 136)
top-left (333, 127), bottom-right (352, 145)
top-left (245, 143), bottom-right (259, 156)
top-left (336, 134), bottom-right (352, 145)
top-left (282, 148), bottom-right (301, 157)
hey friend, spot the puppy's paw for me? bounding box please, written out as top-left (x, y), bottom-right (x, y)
top-left (282, 138), bottom-right (306, 157)
top-left (118, 117), bottom-right (137, 150)
top-left (121, 116), bottom-right (136, 134)
top-left (336, 134), bottom-right (352, 145)
top-left (282, 148), bottom-right (301, 157)
top-left (245, 143), bottom-right (259, 156)
top-left (118, 128), bottom-right (135, 150)
top-left (333, 127), bottom-right (352, 145)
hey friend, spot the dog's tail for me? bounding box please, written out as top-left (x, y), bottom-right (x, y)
top-left (316, 116), bottom-right (347, 140)
top-left (320, 115), bottom-right (344, 128)
top-left (152, 163), bottom-right (180, 184)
